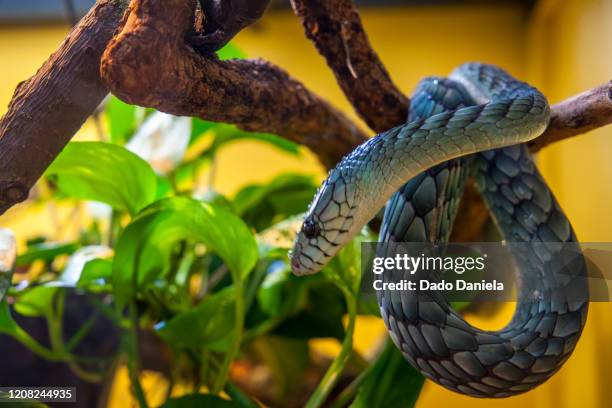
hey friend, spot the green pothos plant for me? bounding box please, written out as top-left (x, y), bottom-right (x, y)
top-left (0, 44), bottom-right (424, 408)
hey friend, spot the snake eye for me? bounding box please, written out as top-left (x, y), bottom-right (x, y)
top-left (302, 218), bottom-right (321, 239)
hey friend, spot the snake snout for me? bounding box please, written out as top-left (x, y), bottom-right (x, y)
top-left (290, 249), bottom-right (302, 273)
top-left (289, 241), bottom-right (321, 276)
top-left (289, 242), bottom-right (307, 275)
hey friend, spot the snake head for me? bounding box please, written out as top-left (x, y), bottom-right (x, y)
top-left (290, 169), bottom-right (360, 275)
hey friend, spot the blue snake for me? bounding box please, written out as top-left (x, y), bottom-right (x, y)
top-left (290, 63), bottom-right (588, 397)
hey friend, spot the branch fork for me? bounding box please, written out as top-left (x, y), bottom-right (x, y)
top-left (100, 0), bottom-right (367, 170)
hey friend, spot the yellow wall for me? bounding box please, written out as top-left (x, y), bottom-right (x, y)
top-left (0, 1), bottom-right (610, 407)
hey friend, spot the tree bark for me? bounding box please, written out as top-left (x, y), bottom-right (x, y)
top-left (290, 0), bottom-right (409, 133)
top-left (0, 0), bottom-right (129, 215)
top-left (455, 80), bottom-right (612, 241)
top-left (100, 0), bottom-right (367, 170)
top-left (530, 81), bottom-right (612, 151)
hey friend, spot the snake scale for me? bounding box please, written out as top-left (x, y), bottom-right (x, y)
top-left (290, 63), bottom-right (589, 397)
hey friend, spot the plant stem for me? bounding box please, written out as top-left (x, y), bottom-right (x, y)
top-left (0, 299), bottom-right (103, 364)
top-left (45, 292), bottom-right (104, 382)
top-left (305, 290), bottom-right (357, 408)
top-left (241, 314), bottom-right (284, 345)
top-left (225, 381), bottom-right (259, 408)
top-left (164, 372), bottom-right (175, 402)
top-left (243, 261), bottom-right (270, 312)
top-left (67, 361), bottom-right (105, 383)
top-left (211, 279), bottom-right (245, 394)
top-left (329, 340), bottom-right (392, 408)
top-left (47, 290), bottom-right (65, 353)
top-left (199, 349), bottom-right (210, 388)
top-left (329, 362), bottom-right (372, 408)
top-left (6, 327), bottom-right (59, 361)
top-left (65, 309), bottom-right (102, 351)
top-left (126, 301), bottom-right (148, 408)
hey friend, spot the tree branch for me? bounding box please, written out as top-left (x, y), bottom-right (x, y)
top-left (100, 0), bottom-right (367, 170)
top-left (453, 81), bottom-right (612, 241)
top-left (529, 81), bottom-right (612, 151)
top-left (290, 0), bottom-right (409, 133)
top-left (0, 0), bottom-right (128, 215)
top-left (0, 0), bottom-right (609, 226)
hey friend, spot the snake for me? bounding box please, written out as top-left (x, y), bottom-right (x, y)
top-left (290, 63), bottom-right (589, 397)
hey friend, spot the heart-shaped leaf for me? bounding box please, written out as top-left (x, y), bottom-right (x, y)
top-left (46, 142), bottom-right (158, 215)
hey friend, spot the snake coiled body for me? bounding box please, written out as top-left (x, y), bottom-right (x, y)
top-left (290, 63), bottom-right (588, 397)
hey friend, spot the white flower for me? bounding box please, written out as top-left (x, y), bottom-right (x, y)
top-left (61, 245), bottom-right (113, 286)
top-left (126, 112), bottom-right (191, 174)
top-left (0, 228), bottom-right (16, 273)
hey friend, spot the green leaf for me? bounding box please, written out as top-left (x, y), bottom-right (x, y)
top-left (233, 174), bottom-right (317, 231)
top-left (257, 262), bottom-right (311, 317)
top-left (272, 280), bottom-right (346, 340)
top-left (77, 258), bottom-right (113, 288)
top-left (155, 175), bottom-right (174, 199)
top-left (46, 142), bottom-right (158, 214)
top-left (113, 197), bottom-right (257, 305)
top-left (217, 126), bottom-right (299, 156)
top-left (190, 118), bottom-right (219, 145)
top-left (16, 241), bottom-right (79, 266)
top-left (323, 229), bottom-right (373, 296)
top-left (60, 245), bottom-right (112, 286)
top-left (14, 286), bottom-right (58, 318)
top-left (105, 95), bottom-right (137, 144)
top-left (156, 287), bottom-right (235, 349)
top-left (217, 43), bottom-right (246, 60)
top-left (352, 342), bottom-right (424, 408)
top-left (199, 125), bottom-right (299, 158)
top-left (199, 189), bottom-right (235, 212)
top-left (257, 264), bottom-right (291, 316)
top-left (161, 394), bottom-right (239, 408)
top-left (0, 300), bottom-right (17, 334)
top-left (357, 296), bottom-right (381, 316)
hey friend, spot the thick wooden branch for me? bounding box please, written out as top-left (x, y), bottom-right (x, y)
top-left (529, 81), bottom-right (612, 151)
top-left (100, 0), bottom-right (367, 170)
top-left (290, 0), bottom-right (409, 133)
top-left (0, 0), bottom-right (128, 215)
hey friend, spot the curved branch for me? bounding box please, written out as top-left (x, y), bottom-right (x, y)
top-left (290, 0), bottom-right (409, 133)
top-left (0, 0), bottom-right (128, 215)
top-left (530, 81), bottom-right (612, 151)
top-left (100, 0), bottom-right (367, 170)
top-left (454, 82), bottom-right (612, 241)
